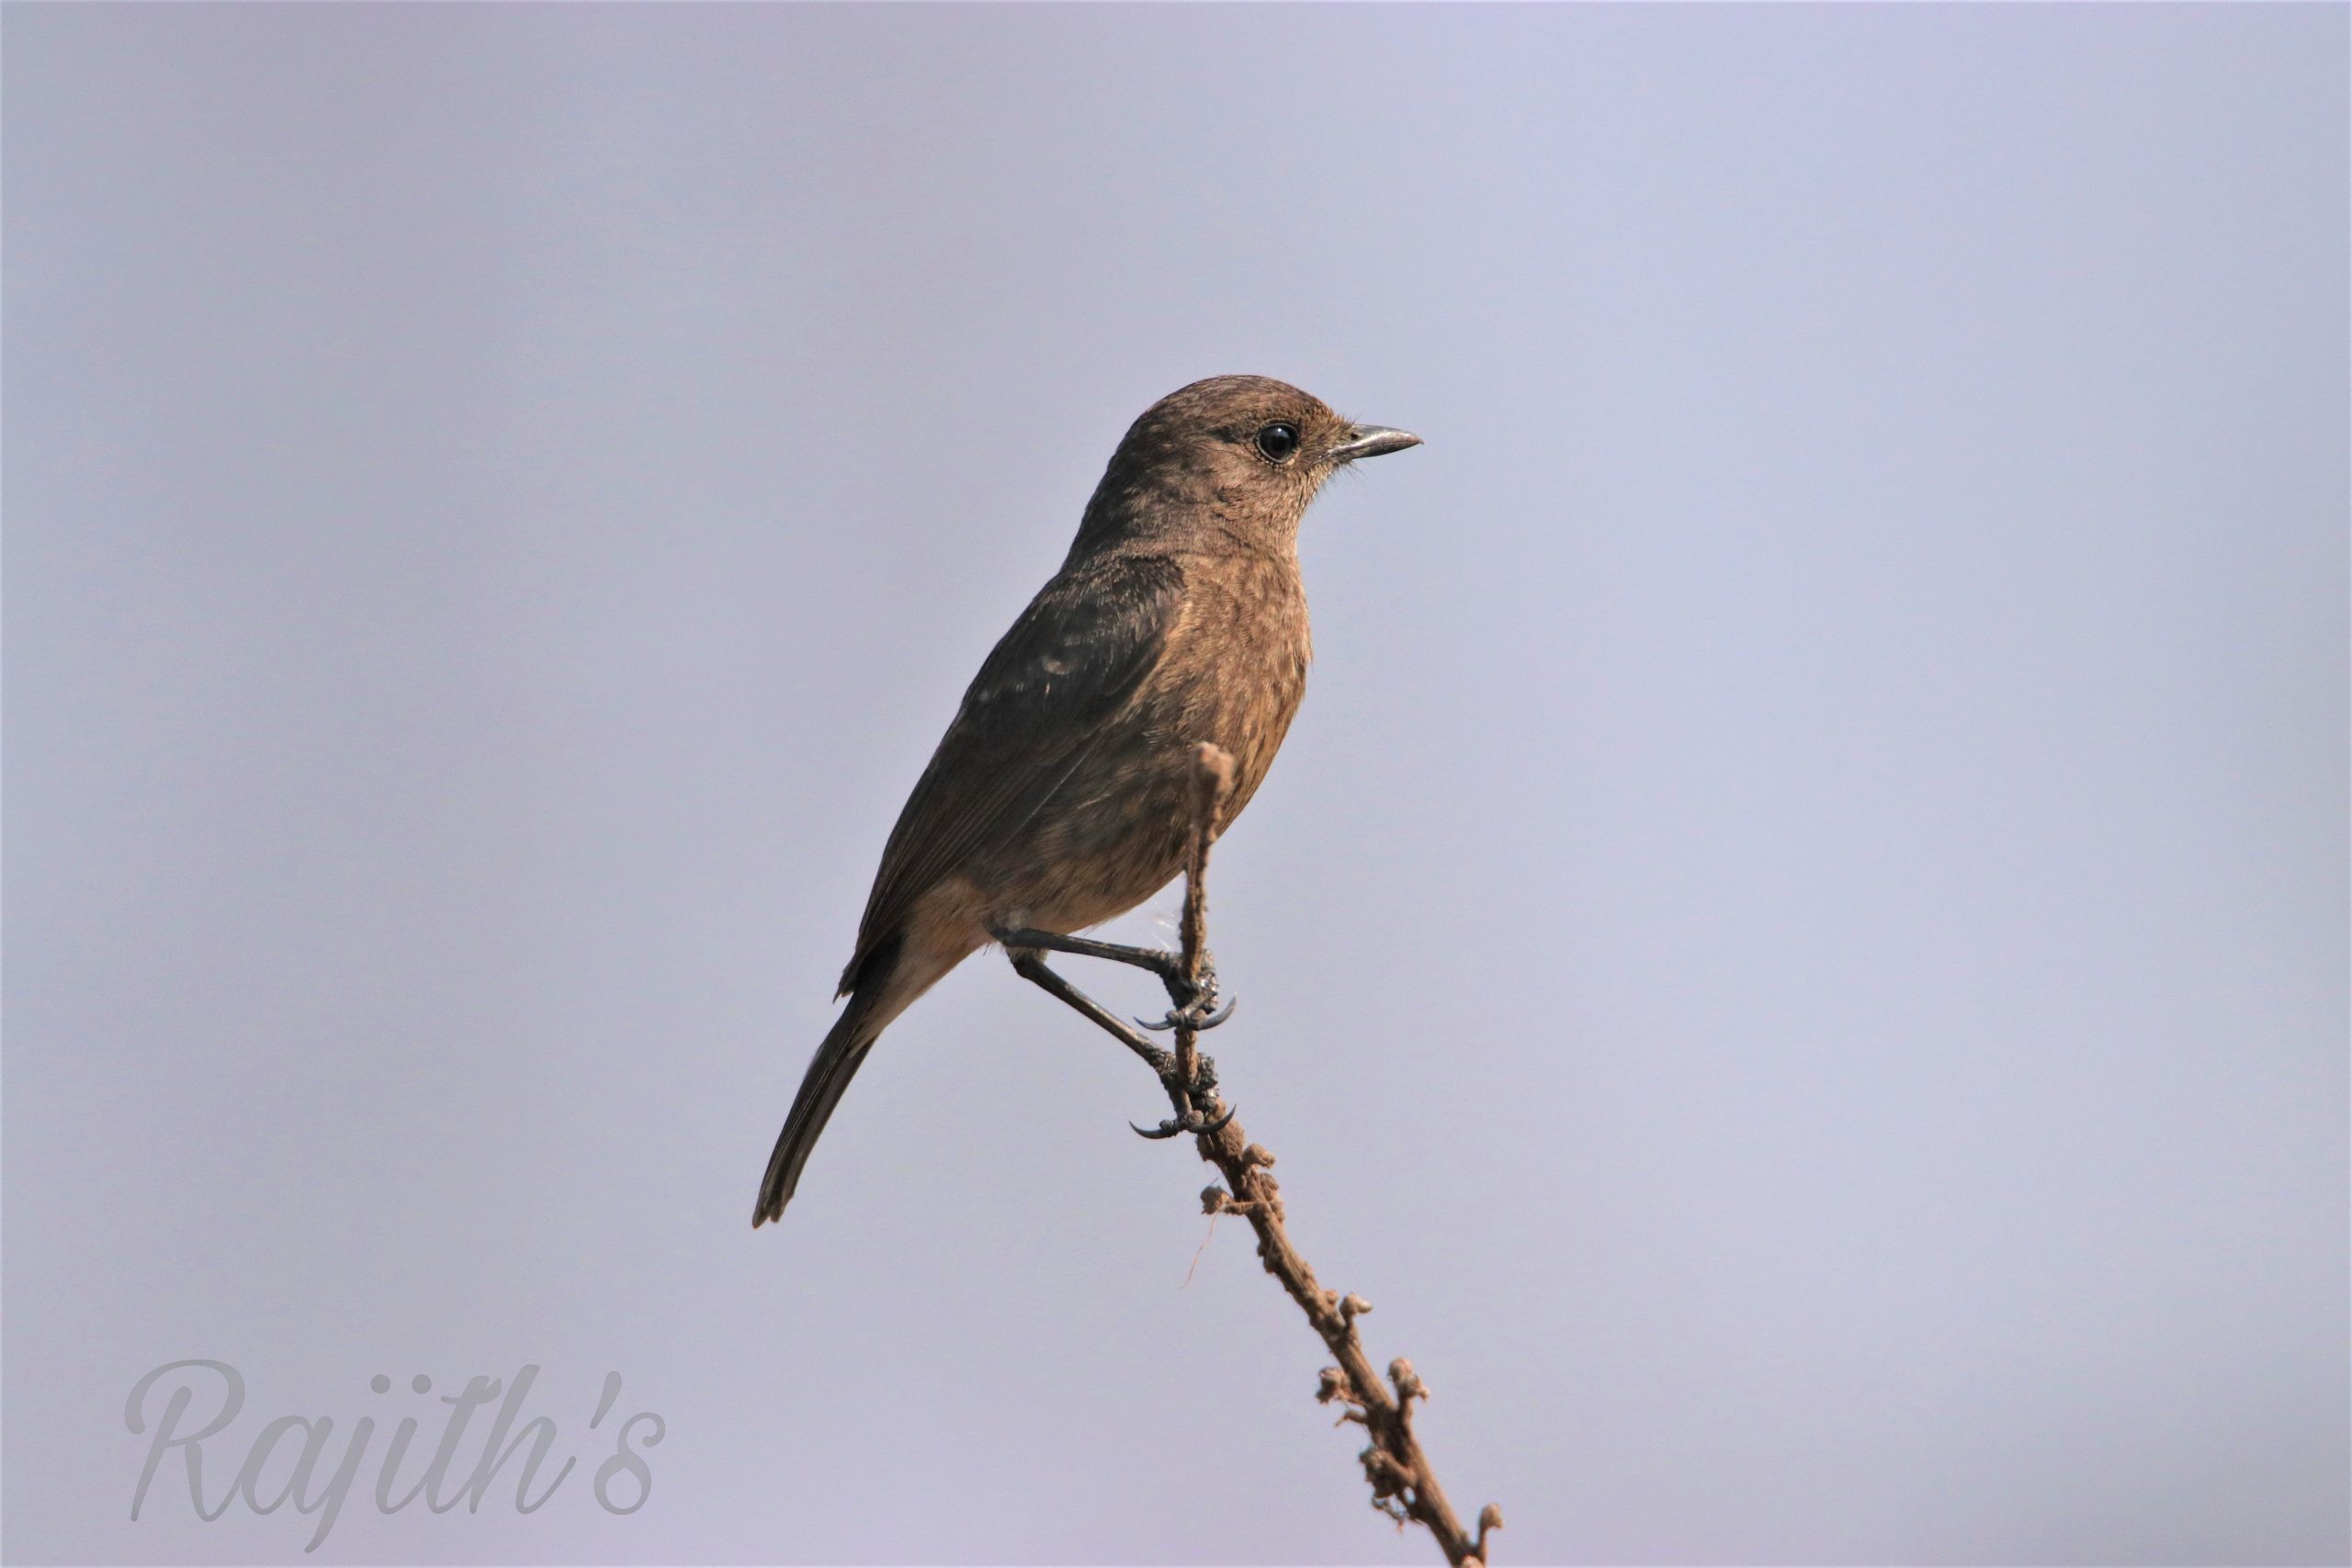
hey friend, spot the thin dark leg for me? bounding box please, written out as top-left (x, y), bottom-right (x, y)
top-left (991, 921), bottom-right (1234, 1030)
top-left (1005, 952), bottom-right (1238, 1141)
top-left (1008, 953), bottom-right (1172, 1076)
top-left (992, 924), bottom-right (1182, 983)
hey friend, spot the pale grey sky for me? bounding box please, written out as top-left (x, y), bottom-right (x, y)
top-left (6, 4), bottom-right (2346, 1564)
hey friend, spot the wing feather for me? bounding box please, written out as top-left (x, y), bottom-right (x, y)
top-left (838, 552), bottom-right (1185, 993)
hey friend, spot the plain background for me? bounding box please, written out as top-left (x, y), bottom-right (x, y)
top-left (6, 4), bottom-right (2346, 1564)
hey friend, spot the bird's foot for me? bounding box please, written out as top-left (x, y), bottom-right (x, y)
top-left (1129, 1052), bottom-right (1230, 1137)
top-left (1135, 964), bottom-right (1235, 1032)
top-left (1136, 995), bottom-right (1236, 1032)
top-left (1131, 1100), bottom-right (1239, 1141)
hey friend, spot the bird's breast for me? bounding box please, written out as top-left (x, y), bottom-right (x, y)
top-left (1154, 555), bottom-right (1310, 817)
top-left (993, 551), bottom-right (1308, 931)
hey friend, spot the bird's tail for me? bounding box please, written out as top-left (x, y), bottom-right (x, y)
top-left (755, 993), bottom-right (888, 1225)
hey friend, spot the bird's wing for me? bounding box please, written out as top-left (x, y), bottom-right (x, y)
top-left (839, 551), bottom-right (1186, 994)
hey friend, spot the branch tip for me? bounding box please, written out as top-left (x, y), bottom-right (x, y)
top-left (1475, 1502), bottom-right (1505, 1565)
top-left (1094, 733), bottom-right (1492, 1566)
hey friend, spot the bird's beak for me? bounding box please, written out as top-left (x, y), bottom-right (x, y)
top-left (1327, 423), bottom-right (1423, 464)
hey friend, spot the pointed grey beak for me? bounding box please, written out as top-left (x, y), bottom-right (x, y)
top-left (1328, 423), bottom-right (1422, 464)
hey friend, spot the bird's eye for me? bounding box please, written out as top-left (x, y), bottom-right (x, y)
top-left (1254, 423), bottom-right (1300, 463)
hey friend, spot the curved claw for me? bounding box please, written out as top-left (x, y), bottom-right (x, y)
top-left (1134, 996), bottom-right (1239, 1032)
top-left (1193, 1100), bottom-right (1238, 1134)
top-left (1128, 1100), bottom-right (1239, 1140)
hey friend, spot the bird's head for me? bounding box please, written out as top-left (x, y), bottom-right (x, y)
top-left (1075, 375), bottom-right (1420, 554)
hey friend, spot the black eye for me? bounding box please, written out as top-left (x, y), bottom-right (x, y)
top-left (1254, 422), bottom-right (1300, 463)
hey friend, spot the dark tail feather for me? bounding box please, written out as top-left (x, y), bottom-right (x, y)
top-left (754, 979), bottom-right (891, 1227)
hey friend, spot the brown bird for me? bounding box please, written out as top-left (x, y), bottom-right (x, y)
top-left (755, 375), bottom-right (1419, 1225)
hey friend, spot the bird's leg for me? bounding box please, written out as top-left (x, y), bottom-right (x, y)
top-left (1006, 951), bottom-right (1173, 1077)
top-left (989, 922), bottom-right (1235, 1032)
top-left (1003, 950), bottom-right (1238, 1140)
top-left (992, 924), bottom-right (1181, 983)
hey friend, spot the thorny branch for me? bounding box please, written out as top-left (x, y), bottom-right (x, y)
top-left (1069, 742), bottom-right (1502, 1566)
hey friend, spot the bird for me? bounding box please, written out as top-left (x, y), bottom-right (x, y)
top-left (755, 375), bottom-right (1419, 1226)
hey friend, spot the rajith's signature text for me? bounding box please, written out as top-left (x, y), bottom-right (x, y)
top-left (125, 1360), bottom-right (664, 1551)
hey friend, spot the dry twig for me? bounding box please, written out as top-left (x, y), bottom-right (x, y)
top-left (1049, 742), bottom-right (1502, 1566)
